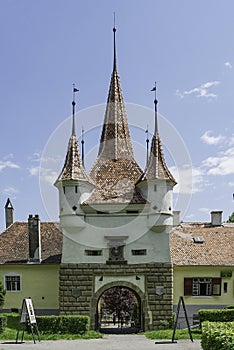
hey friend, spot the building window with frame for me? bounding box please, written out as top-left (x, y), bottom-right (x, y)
top-left (5, 274), bottom-right (21, 291)
top-left (184, 277), bottom-right (221, 296)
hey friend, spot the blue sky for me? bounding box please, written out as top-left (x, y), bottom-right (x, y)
top-left (0, 0), bottom-right (234, 230)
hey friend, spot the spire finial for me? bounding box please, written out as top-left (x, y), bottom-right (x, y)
top-left (81, 127), bottom-right (84, 166)
top-left (151, 81), bottom-right (158, 135)
top-left (72, 84), bottom-right (79, 136)
top-left (113, 12), bottom-right (117, 72)
top-left (146, 125), bottom-right (149, 168)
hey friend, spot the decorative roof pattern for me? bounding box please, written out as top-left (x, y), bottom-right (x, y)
top-left (141, 133), bottom-right (176, 185)
top-left (56, 135), bottom-right (93, 183)
top-left (89, 28), bottom-right (143, 204)
top-left (0, 222), bottom-right (62, 264)
top-left (89, 158), bottom-right (144, 204)
top-left (96, 71), bottom-right (135, 161)
top-left (170, 223), bottom-right (234, 266)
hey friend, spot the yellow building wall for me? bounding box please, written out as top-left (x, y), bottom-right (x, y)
top-left (0, 264), bottom-right (60, 312)
top-left (173, 265), bottom-right (234, 306)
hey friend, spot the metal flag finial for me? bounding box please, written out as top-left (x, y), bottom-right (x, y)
top-left (151, 81), bottom-right (158, 135)
top-left (72, 84), bottom-right (79, 136)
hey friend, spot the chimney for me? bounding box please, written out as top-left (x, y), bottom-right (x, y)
top-left (5, 198), bottom-right (14, 228)
top-left (173, 211), bottom-right (180, 227)
top-left (28, 214), bottom-right (41, 262)
top-left (211, 211), bottom-right (223, 226)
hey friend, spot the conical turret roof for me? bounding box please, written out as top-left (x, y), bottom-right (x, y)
top-left (55, 95), bottom-right (93, 185)
top-left (56, 134), bottom-right (93, 183)
top-left (141, 132), bottom-right (176, 185)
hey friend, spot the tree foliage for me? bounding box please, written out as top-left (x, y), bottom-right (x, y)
top-left (227, 212), bottom-right (234, 223)
top-left (0, 281), bottom-right (6, 308)
top-left (100, 287), bottom-right (137, 315)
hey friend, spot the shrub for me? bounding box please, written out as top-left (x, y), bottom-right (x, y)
top-left (224, 305), bottom-right (234, 310)
top-left (199, 309), bottom-right (234, 323)
top-left (201, 321), bottom-right (234, 350)
top-left (0, 316), bottom-right (7, 333)
top-left (0, 313), bottom-right (19, 330)
top-left (27, 315), bottom-right (89, 334)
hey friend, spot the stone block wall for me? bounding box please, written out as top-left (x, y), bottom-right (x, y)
top-left (59, 262), bottom-right (173, 331)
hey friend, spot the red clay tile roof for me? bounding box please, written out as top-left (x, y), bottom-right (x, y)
top-left (87, 159), bottom-right (145, 205)
top-left (0, 222), bottom-right (62, 264)
top-left (170, 223), bottom-right (234, 266)
top-left (1, 220), bottom-right (233, 267)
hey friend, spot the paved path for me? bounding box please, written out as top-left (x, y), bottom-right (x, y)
top-left (0, 334), bottom-right (202, 350)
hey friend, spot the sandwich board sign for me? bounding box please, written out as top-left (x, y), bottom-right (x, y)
top-left (16, 298), bottom-right (40, 344)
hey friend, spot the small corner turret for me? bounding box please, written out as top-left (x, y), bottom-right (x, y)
top-left (54, 86), bottom-right (95, 226)
top-left (137, 84), bottom-right (176, 226)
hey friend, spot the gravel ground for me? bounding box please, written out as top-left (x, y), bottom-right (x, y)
top-left (0, 334), bottom-right (202, 350)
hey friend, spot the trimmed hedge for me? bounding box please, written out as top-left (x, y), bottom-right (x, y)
top-left (201, 321), bottom-right (234, 350)
top-left (27, 315), bottom-right (89, 334)
top-left (199, 309), bottom-right (234, 323)
top-left (224, 305), bottom-right (234, 310)
top-left (0, 316), bottom-right (7, 333)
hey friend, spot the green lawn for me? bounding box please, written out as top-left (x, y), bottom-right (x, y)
top-left (145, 328), bottom-right (202, 340)
top-left (0, 327), bottom-right (102, 341)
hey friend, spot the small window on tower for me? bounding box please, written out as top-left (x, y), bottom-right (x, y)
top-left (75, 186), bottom-right (78, 193)
top-left (63, 186), bottom-right (66, 194)
top-left (132, 249), bottom-right (147, 256)
top-left (85, 250), bottom-right (103, 256)
top-left (154, 184), bottom-right (157, 192)
top-left (224, 282), bottom-right (228, 293)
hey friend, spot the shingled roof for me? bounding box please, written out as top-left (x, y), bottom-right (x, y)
top-left (141, 132), bottom-right (176, 185)
top-left (88, 27), bottom-right (143, 204)
top-left (0, 222), bottom-right (62, 264)
top-left (55, 134), bottom-right (93, 184)
top-left (1, 220), bottom-right (233, 267)
top-left (170, 223), bottom-right (234, 266)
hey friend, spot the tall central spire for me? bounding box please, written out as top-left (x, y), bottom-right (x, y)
top-left (94, 25), bottom-right (136, 162)
top-left (89, 25), bottom-right (143, 202)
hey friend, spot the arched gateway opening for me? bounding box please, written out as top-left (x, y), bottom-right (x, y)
top-left (93, 283), bottom-right (144, 334)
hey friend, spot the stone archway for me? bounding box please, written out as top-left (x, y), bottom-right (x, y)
top-left (90, 281), bottom-right (146, 333)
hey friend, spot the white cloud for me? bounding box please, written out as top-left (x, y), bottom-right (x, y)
top-left (176, 81), bottom-right (220, 99)
top-left (3, 186), bottom-right (19, 197)
top-left (202, 146), bottom-right (234, 176)
top-left (224, 61), bottom-right (232, 69)
top-left (170, 164), bottom-right (204, 194)
top-left (201, 130), bottom-right (225, 145)
top-left (0, 160), bottom-right (20, 172)
top-left (40, 169), bottom-right (58, 185)
top-left (199, 207), bottom-right (210, 215)
top-left (28, 166), bottom-right (40, 176)
top-left (28, 165), bottom-right (58, 185)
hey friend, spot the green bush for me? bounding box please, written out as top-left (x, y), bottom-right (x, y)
top-left (28, 315), bottom-right (89, 334)
top-left (0, 313), bottom-right (19, 329)
top-left (201, 321), bottom-right (234, 350)
top-left (199, 309), bottom-right (234, 323)
top-left (0, 316), bottom-right (7, 333)
top-left (224, 305), bottom-right (234, 310)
